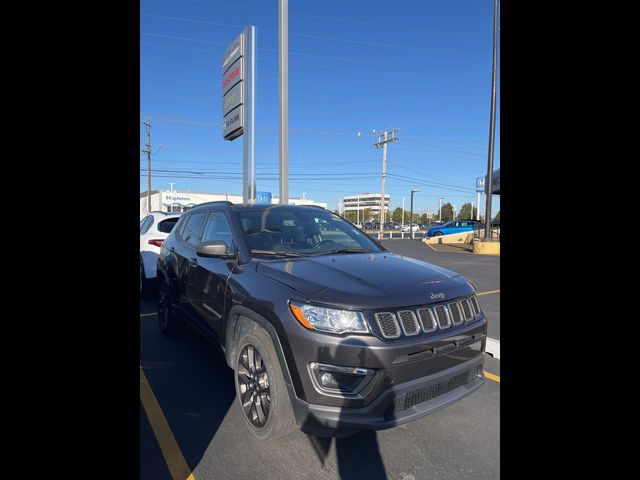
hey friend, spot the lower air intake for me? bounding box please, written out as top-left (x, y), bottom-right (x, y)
top-left (390, 369), bottom-right (478, 414)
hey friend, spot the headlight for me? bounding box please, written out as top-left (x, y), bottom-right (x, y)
top-left (289, 302), bottom-right (369, 334)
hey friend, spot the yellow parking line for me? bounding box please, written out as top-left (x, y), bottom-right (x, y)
top-left (140, 312), bottom-right (157, 317)
top-left (477, 289), bottom-right (500, 297)
top-left (484, 371), bottom-right (500, 383)
top-left (140, 366), bottom-right (195, 480)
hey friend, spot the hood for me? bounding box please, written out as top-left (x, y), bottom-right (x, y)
top-left (256, 252), bottom-right (473, 309)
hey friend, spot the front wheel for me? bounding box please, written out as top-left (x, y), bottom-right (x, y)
top-left (234, 321), bottom-right (296, 439)
top-left (433, 232), bottom-right (443, 237)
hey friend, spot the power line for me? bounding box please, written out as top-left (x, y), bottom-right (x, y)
top-left (190, 0), bottom-right (468, 35)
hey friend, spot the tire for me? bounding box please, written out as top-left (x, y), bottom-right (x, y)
top-left (234, 320), bottom-right (296, 439)
top-left (433, 231), bottom-right (444, 237)
top-left (140, 258), bottom-right (154, 299)
top-left (157, 276), bottom-right (185, 336)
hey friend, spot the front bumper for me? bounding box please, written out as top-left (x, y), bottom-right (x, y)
top-left (290, 355), bottom-right (484, 437)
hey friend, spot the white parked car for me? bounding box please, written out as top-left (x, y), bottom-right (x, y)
top-left (140, 211), bottom-right (182, 297)
top-left (401, 223), bottom-right (420, 232)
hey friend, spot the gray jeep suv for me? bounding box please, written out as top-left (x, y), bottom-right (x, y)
top-left (156, 202), bottom-right (487, 438)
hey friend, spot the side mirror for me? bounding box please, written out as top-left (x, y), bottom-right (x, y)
top-left (196, 241), bottom-right (233, 258)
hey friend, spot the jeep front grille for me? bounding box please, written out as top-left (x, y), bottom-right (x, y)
top-left (434, 305), bottom-right (451, 329)
top-left (375, 312), bottom-right (400, 338)
top-left (470, 295), bottom-right (481, 316)
top-left (448, 302), bottom-right (463, 326)
top-left (390, 368), bottom-right (479, 414)
top-left (460, 298), bottom-right (473, 321)
top-left (373, 295), bottom-right (481, 339)
top-left (397, 310), bottom-right (420, 336)
top-left (417, 308), bottom-right (437, 333)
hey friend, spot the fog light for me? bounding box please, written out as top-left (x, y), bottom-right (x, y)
top-left (309, 362), bottom-right (375, 395)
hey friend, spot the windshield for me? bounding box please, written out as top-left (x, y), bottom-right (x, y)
top-left (237, 207), bottom-right (383, 257)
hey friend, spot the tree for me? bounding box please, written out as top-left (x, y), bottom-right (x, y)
top-left (419, 213), bottom-right (429, 225)
top-left (440, 203), bottom-right (454, 222)
top-left (391, 207), bottom-right (403, 223)
top-left (343, 210), bottom-right (357, 222)
top-left (459, 202), bottom-right (478, 220)
top-left (363, 208), bottom-right (373, 222)
top-left (333, 209), bottom-right (341, 216)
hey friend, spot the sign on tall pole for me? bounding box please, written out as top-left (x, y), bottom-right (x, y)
top-left (279, 0), bottom-right (289, 204)
top-left (222, 26), bottom-right (256, 204)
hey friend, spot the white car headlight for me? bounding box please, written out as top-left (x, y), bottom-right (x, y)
top-left (289, 302), bottom-right (369, 334)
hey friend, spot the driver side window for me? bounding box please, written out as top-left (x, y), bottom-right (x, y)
top-left (202, 212), bottom-right (235, 251)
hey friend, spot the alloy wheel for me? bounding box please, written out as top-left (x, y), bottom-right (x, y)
top-left (237, 345), bottom-right (271, 427)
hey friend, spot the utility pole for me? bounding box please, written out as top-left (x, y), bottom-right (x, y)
top-left (373, 129), bottom-right (398, 238)
top-left (143, 121), bottom-right (152, 214)
top-left (402, 196), bottom-right (405, 227)
top-left (278, 0), bottom-right (289, 204)
top-left (439, 197), bottom-right (443, 222)
top-left (484, 0), bottom-right (499, 239)
top-left (477, 191), bottom-right (481, 220)
top-left (410, 189), bottom-right (420, 239)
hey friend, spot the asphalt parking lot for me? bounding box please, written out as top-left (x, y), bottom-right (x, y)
top-left (140, 240), bottom-right (500, 480)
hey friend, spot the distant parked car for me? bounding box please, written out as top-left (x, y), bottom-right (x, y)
top-left (140, 211), bottom-right (182, 298)
top-left (383, 221), bottom-right (401, 230)
top-left (401, 223), bottom-right (420, 232)
top-left (426, 220), bottom-right (483, 238)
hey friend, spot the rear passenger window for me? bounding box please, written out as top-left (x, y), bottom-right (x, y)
top-left (182, 212), bottom-right (207, 246)
top-left (157, 218), bottom-right (180, 233)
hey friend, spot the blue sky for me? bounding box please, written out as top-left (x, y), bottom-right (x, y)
top-left (141, 0), bottom-right (500, 216)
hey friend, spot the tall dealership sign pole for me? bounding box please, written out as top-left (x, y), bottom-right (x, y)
top-left (484, 0), bottom-right (499, 239)
top-left (279, 0), bottom-right (289, 204)
top-left (222, 26), bottom-right (256, 204)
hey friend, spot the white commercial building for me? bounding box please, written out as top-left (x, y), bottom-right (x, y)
top-left (140, 190), bottom-right (328, 219)
top-left (342, 193), bottom-right (390, 221)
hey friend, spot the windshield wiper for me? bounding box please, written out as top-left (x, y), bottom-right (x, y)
top-left (308, 248), bottom-right (371, 256)
top-left (250, 249), bottom-right (305, 258)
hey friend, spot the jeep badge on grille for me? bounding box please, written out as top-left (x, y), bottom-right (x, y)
top-left (430, 292), bottom-right (446, 301)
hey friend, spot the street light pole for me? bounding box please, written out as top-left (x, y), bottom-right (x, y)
top-left (410, 189), bottom-right (420, 239)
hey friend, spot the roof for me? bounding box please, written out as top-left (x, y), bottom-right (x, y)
top-left (140, 190), bottom-right (159, 198)
top-left (188, 202), bottom-right (329, 213)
